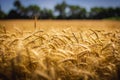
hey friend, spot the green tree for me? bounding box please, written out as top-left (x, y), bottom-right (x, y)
top-left (14, 0), bottom-right (22, 13)
top-left (55, 1), bottom-right (67, 19)
top-left (89, 7), bottom-right (119, 19)
top-left (27, 5), bottom-right (40, 18)
top-left (89, 7), bottom-right (106, 19)
top-left (68, 5), bottom-right (86, 19)
top-left (7, 0), bottom-right (26, 19)
top-left (20, 6), bottom-right (28, 18)
top-left (40, 8), bottom-right (54, 19)
top-left (0, 5), bottom-right (6, 19)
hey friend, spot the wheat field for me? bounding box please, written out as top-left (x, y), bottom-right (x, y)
top-left (0, 20), bottom-right (120, 80)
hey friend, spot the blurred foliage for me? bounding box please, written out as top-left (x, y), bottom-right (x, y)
top-left (0, 5), bottom-right (6, 19)
top-left (26, 5), bottom-right (40, 18)
top-left (0, 0), bottom-right (120, 19)
top-left (89, 7), bottom-right (120, 19)
top-left (68, 5), bottom-right (86, 19)
top-left (55, 1), bottom-right (67, 19)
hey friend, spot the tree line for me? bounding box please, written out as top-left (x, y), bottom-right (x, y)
top-left (0, 0), bottom-right (120, 19)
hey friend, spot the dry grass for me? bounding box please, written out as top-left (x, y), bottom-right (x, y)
top-left (0, 20), bottom-right (120, 80)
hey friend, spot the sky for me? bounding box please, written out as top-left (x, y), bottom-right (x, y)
top-left (0, 0), bottom-right (120, 13)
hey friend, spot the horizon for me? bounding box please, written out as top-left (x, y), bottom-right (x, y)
top-left (0, 0), bottom-right (120, 14)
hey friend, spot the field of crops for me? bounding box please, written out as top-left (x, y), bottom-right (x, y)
top-left (0, 20), bottom-right (120, 80)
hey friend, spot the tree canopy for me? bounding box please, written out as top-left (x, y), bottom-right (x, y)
top-left (0, 0), bottom-right (120, 19)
